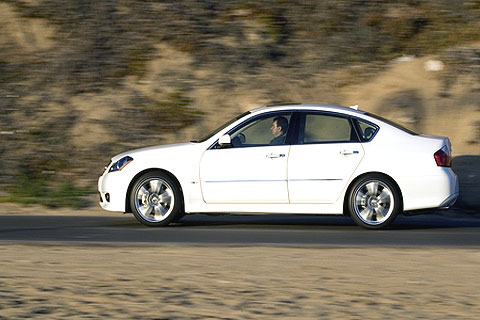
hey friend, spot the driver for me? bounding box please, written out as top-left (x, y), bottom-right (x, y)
top-left (269, 116), bottom-right (288, 145)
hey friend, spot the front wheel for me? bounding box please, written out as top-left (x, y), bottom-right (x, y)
top-left (347, 175), bottom-right (402, 229)
top-left (130, 171), bottom-right (183, 227)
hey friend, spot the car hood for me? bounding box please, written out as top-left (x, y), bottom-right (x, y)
top-left (111, 142), bottom-right (196, 162)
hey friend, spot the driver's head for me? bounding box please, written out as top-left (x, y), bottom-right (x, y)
top-left (271, 116), bottom-right (288, 137)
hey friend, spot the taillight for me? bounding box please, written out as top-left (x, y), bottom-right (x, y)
top-left (434, 147), bottom-right (451, 167)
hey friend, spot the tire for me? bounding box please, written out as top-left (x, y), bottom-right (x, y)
top-left (347, 174), bottom-right (401, 229)
top-left (129, 171), bottom-right (183, 227)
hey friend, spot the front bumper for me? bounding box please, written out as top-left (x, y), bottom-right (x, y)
top-left (98, 172), bottom-right (128, 212)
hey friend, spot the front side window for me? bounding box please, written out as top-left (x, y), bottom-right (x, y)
top-left (196, 111), bottom-right (250, 143)
top-left (227, 113), bottom-right (292, 148)
top-left (301, 113), bottom-right (354, 144)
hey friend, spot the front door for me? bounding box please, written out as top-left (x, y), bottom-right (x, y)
top-left (200, 112), bottom-right (293, 204)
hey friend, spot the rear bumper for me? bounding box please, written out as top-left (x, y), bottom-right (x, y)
top-left (438, 192), bottom-right (459, 209)
top-left (400, 168), bottom-right (459, 211)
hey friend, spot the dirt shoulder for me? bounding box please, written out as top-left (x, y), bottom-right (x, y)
top-left (1, 245), bottom-right (479, 319)
top-left (0, 201), bottom-right (478, 221)
top-left (0, 201), bottom-right (109, 216)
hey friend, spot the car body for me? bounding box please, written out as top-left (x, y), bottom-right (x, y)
top-left (98, 104), bottom-right (459, 229)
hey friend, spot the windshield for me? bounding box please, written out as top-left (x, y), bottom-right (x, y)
top-left (365, 112), bottom-right (419, 135)
top-left (193, 111), bottom-right (251, 143)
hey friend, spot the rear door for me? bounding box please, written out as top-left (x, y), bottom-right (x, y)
top-left (288, 112), bottom-right (364, 203)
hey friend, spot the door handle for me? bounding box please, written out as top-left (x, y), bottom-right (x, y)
top-left (266, 153), bottom-right (286, 159)
top-left (340, 150), bottom-right (359, 156)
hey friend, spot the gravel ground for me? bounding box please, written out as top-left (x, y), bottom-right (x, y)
top-left (1, 245), bottom-right (480, 319)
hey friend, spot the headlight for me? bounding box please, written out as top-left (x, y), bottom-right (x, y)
top-left (109, 156), bottom-right (133, 172)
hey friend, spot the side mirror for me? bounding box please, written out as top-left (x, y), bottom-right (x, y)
top-left (218, 134), bottom-right (232, 146)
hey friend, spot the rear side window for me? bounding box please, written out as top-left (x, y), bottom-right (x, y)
top-left (302, 113), bottom-right (354, 144)
top-left (354, 119), bottom-right (378, 142)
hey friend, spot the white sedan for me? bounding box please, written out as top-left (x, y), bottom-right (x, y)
top-left (98, 104), bottom-right (459, 229)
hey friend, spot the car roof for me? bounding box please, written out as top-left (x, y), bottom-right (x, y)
top-left (250, 103), bottom-right (368, 117)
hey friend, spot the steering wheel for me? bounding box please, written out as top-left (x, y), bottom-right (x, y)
top-left (232, 133), bottom-right (246, 147)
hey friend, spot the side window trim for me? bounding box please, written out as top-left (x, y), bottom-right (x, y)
top-left (285, 112), bottom-right (300, 145)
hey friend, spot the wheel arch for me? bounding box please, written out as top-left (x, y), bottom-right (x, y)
top-left (343, 171), bottom-right (403, 216)
top-left (125, 168), bottom-right (184, 213)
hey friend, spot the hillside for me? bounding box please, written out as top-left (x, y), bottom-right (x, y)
top-left (0, 0), bottom-right (479, 208)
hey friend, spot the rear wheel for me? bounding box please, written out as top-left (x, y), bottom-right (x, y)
top-left (347, 174), bottom-right (401, 229)
top-left (130, 171), bottom-right (183, 227)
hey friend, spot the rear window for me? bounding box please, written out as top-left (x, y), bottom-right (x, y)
top-left (365, 112), bottom-right (419, 135)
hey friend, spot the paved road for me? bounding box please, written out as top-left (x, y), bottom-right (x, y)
top-left (0, 213), bottom-right (479, 246)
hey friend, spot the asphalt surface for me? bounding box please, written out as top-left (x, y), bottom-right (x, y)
top-left (0, 212), bottom-right (479, 246)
